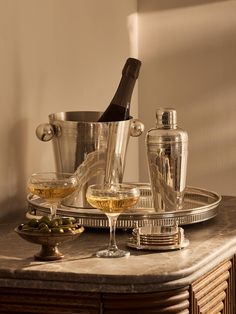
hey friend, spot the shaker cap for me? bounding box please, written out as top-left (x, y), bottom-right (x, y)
top-left (156, 108), bottom-right (177, 127)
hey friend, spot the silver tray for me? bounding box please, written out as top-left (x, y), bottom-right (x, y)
top-left (27, 185), bottom-right (221, 229)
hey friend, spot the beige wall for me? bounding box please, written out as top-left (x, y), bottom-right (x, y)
top-left (0, 0), bottom-right (138, 215)
top-left (138, 0), bottom-right (236, 196)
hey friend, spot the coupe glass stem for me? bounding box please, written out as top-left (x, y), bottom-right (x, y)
top-left (106, 214), bottom-right (119, 252)
top-left (50, 203), bottom-right (58, 219)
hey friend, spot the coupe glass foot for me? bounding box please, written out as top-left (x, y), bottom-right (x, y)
top-left (96, 249), bottom-right (130, 258)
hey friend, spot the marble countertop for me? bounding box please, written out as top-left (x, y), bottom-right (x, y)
top-left (0, 196), bottom-right (236, 293)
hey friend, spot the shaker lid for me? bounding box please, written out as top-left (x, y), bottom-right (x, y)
top-left (156, 108), bottom-right (177, 127)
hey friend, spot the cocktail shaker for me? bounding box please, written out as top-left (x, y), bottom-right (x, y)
top-left (146, 108), bottom-right (188, 212)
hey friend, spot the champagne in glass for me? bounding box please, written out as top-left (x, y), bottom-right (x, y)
top-left (87, 195), bottom-right (139, 214)
top-left (28, 172), bottom-right (78, 218)
top-left (86, 183), bottom-right (140, 258)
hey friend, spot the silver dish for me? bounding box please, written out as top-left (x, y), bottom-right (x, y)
top-left (27, 185), bottom-right (221, 229)
top-left (15, 225), bottom-right (84, 261)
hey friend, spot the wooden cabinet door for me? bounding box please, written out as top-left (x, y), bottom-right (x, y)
top-left (190, 257), bottom-right (235, 314)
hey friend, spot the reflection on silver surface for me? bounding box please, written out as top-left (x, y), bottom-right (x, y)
top-left (27, 185), bottom-right (221, 229)
top-left (146, 108), bottom-right (188, 212)
top-left (127, 238), bottom-right (189, 251)
top-left (36, 111), bottom-right (144, 208)
top-left (127, 223), bottom-right (189, 251)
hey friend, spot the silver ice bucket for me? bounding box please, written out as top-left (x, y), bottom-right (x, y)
top-left (36, 111), bottom-right (144, 208)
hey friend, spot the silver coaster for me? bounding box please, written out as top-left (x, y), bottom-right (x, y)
top-left (127, 238), bottom-right (189, 251)
top-left (127, 224), bottom-right (189, 251)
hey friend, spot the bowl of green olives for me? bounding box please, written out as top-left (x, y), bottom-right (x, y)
top-left (15, 216), bottom-right (84, 261)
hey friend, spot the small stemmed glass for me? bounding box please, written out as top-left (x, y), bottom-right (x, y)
top-left (27, 172), bottom-right (78, 218)
top-left (86, 183), bottom-right (140, 258)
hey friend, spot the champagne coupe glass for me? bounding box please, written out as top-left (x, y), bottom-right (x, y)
top-left (86, 183), bottom-right (140, 258)
top-left (27, 172), bottom-right (78, 219)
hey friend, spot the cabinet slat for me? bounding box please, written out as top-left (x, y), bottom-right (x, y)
top-left (200, 291), bottom-right (226, 314)
top-left (195, 272), bottom-right (229, 300)
top-left (204, 301), bottom-right (224, 314)
top-left (193, 260), bottom-right (231, 293)
top-left (197, 281), bottom-right (228, 308)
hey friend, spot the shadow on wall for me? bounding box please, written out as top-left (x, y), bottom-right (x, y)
top-left (1, 119), bottom-right (28, 219)
top-left (0, 4), bottom-right (30, 218)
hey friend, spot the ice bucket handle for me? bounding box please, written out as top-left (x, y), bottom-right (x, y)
top-left (35, 123), bottom-right (57, 142)
top-left (130, 119), bottom-right (144, 137)
top-left (36, 118), bottom-right (144, 142)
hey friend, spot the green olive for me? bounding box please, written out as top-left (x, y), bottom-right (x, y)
top-left (55, 218), bottom-right (63, 224)
top-left (22, 225), bottom-right (35, 232)
top-left (28, 219), bottom-right (39, 228)
top-left (39, 225), bottom-right (51, 233)
top-left (62, 217), bottom-right (76, 225)
top-left (51, 227), bottom-right (64, 234)
top-left (51, 220), bottom-right (59, 228)
top-left (39, 216), bottom-right (51, 227)
top-left (62, 226), bottom-right (74, 233)
top-left (38, 222), bottom-right (48, 229)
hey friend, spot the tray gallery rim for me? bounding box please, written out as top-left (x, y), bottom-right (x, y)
top-left (27, 185), bottom-right (221, 228)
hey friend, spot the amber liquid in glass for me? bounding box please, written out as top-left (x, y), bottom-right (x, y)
top-left (28, 182), bottom-right (77, 202)
top-left (86, 195), bottom-right (139, 214)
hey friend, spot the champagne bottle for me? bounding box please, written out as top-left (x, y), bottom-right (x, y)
top-left (98, 58), bottom-right (141, 122)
